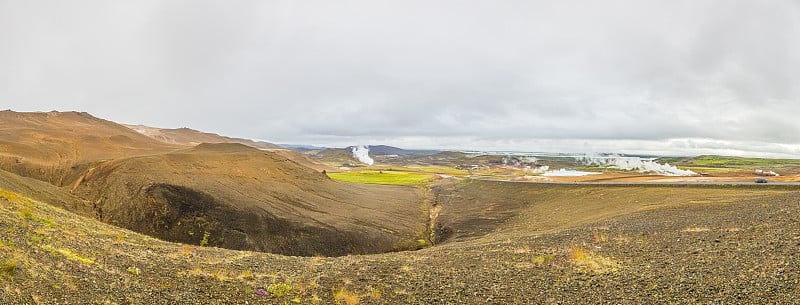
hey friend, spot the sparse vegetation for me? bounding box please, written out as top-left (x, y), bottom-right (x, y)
top-left (1, 259), bottom-right (18, 279)
top-left (127, 266), bottom-right (141, 276)
top-left (42, 245), bottom-right (94, 265)
top-left (113, 232), bottom-right (126, 244)
top-left (20, 208), bottom-right (55, 227)
top-left (0, 189), bottom-right (23, 203)
top-left (267, 280), bottom-right (293, 297)
top-left (368, 287), bottom-right (382, 300)
top-left (333, 288), bottom-right (361, 305)
top-left (593, 228), bottom-right (608, 243)
top-left (682, 226), bottom-right (711, 233)
top-left (238, 270), bottom-right (254, 279)
top-left (532, 254), bottom-right (554, 265)
top-left (200, 231), bottom-right (210, 247)
top-left (179, 245), bottom-right (195, 255)
top-left (568, 246), bottom-right (620, 274)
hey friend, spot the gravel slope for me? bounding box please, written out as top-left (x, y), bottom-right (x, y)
top-left (2, 182), bottom-right (799, 304)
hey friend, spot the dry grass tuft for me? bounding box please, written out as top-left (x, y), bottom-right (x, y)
top-left (42, 245), bottom-right (94, 265)
top-left (0, 189), bottom-right (22, 203)
top-left (593, 228), bottom-right (608, 243)
top-left (267, 281), bottom-right (293, 297)
top-left (368, 287), bottom-right (382, 300)
top-left (238, 270), bottom-right (254, 279)
top-left (179, 245), bottom-right (195, 255)
top-left (532, 254), bottom-right (554, 266)
top-left (333, 288), bottom-right (361, 305)
top-left (513, 246), bottom-right (531, 254)
top-left (210, 270), bottom-right (230, 281)
top-left (1, 259), bottom-right (18, 279)
top-left (682, 226), bottom-right (711, 233)
top-left (113, 233), bottom-right (126, 244)
top-left (126, 266), bottom-right (141, 276)
top-left (568, 246), bottom-right (620, 274)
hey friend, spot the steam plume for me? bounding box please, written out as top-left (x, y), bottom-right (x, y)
top-left (351, 145), bottom-right (374, 165)
top-left (579, 155), bottom-right (696, 176)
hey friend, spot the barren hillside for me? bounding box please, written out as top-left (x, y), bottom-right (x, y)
top-left (0, 111), bottom-right (178, 185)
top-left (124, 124), bottom-right (281, 149)
top-left (71, 143), bottom-right (429, 256)
top-left (2, 181), bottom-right (798, 304)
top-left (0, 111), bottom-right (428, 256)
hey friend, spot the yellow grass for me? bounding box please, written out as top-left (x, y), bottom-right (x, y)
top-left (682, 226), bottom-right (711, 233)
top-left (42, 245), bottom-right (94, 265)
top-left (568, 247), bottom-right (619, 274)
top-left (327, 170), bottom-right (433, 185)
top-left (333, 288), bottom-right (361, 305)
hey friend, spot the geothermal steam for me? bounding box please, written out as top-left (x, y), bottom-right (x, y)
top-left (542, 168), bottom-right (600, 177)
top-left (579, 155), bottom-right (696, 176)
top-left (352, 145), bottom-right (374, 165)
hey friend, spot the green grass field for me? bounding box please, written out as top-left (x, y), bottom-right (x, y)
top-left (327, 170), bottom-right (434, 185)
top-left (405, 166), bottom-right (469, 175)
top-left (655, 155), bottom-right (800, 174)
top-left (659, 155), bottom-right (800, 168)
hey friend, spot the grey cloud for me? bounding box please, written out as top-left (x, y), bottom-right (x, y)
top-left (1, 0), bottom-right (799, 156)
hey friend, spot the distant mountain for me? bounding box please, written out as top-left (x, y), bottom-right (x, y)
top-left (346, 145), bottom-right (439, 156)
top-left (124, 124), bottom-right (282, 149)
top-left (278, 144), bottom-right (327, 152)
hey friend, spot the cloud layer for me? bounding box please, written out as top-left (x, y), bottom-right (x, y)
top-left (2, 1), bottom-right (799, 157)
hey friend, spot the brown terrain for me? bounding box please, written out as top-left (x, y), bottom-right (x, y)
top-left (2, 110), bottom-right (799, 304)
top-left (0, 111), bottom-right (177, 185)
top-left (2, 179), bottom-right (799, 304)
top-left (126, 123), bottom-right (333, 172)
top-left (123, 124), bottom-right (282, 150)
top-left (71, 143), bottom-right (428, 256)
top-left (0, 111), bottom-right (428, 257)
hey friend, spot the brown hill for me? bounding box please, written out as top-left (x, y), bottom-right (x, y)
top-left (124, 124), bottom-right (282, 149)
top-left (0, 168), bottom-right (91, 217)
top-left (71, 143), bottom-right (429, 256)
top-left (123, 123), bottom-right (334, 172)
top-left (0, 111), bottom-right (178, 185)
top-left (0, 111), bottom-right (427, 256)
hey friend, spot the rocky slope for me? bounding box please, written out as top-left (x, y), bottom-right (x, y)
top-left (1, 181), bottom-right (798, 304)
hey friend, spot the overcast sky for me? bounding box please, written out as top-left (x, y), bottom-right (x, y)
top-left (2, 1), bottom-right (799, 157)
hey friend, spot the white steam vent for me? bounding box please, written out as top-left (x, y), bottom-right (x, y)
top-left (755, 169), bottom-right (779, 177)
top-left (579, 155), bottom-right (696, 176)
top-left (351, 145), bottom-right (374, 165)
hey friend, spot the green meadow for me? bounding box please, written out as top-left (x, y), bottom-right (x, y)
top-left (327, 170), bottom-right (435, 185)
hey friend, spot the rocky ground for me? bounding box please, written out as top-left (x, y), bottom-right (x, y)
top-left (2, 181), bottom-right (800, 304)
